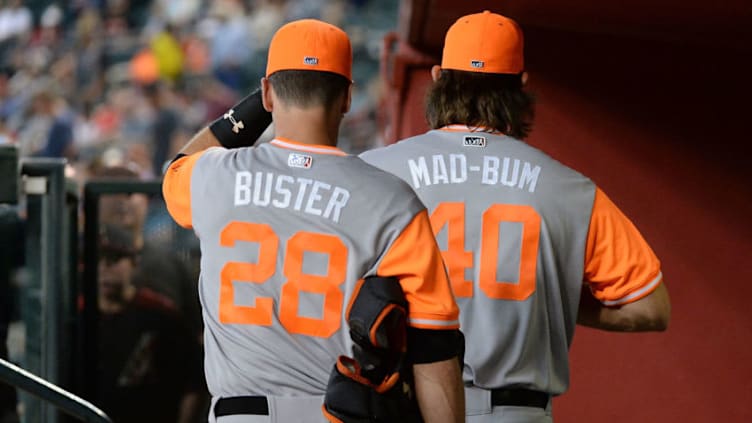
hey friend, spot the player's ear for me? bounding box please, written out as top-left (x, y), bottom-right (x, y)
top-left (521, 71), bottom-right (529, 87)
top-left (430, 65), bottom-right (442, 82)
top-left (261, 77), bottom-right (273, 112)
top-left (342, 82), bottom-right (353, 114)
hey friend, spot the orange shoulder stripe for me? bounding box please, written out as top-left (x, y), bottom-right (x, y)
top-left (162, 152), bottom-right (205, 229)
top-left (377, 210), bottom-right (460, 329)
top-left (584, 188), bottom-right (662, 305)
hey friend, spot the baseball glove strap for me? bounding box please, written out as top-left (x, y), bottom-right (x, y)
top-left (323, 356), bottom-right (422, 423)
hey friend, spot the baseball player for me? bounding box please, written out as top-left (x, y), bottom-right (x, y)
top-left (163, 19), bottom-right (465, 423)
top-left (360, 11), bottom-right (671, 422)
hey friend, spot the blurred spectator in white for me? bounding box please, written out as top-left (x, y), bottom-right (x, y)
top-left (207, 0), bottom-right (253, 91)
top-left (156, 0), bottom-right (201, 28)
top-left (0, 0), bottom-right (32, 43)
top-left (248, 0), bottom-right (286, 46)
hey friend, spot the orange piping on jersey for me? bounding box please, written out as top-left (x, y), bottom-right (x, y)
top-left (377, 210), bottom-right (460, 330)
top-left (270, 137), bottom-right (348, 156)
top-left (322, 405), bottom-right (345, 423)
top-left (440, 124), bottom-right (503, 135)
top-left (162, 151), bottom-right (206, 229)
top-left (345, 278), bottom-right (365, 320)
top-left (584, 187), bottom-right (663, 305)
top-left (369, 303), bottom-right (406, 349)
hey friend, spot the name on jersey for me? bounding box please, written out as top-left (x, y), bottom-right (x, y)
top-left (407, 154), bottom-right (541, 193)
top-left (234, 171), bottom-right (350, 223)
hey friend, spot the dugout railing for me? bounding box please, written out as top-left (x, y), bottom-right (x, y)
top-left (20, 159), bottom-right (80, 423)
top-left (0, 357), bottom-right (110, 423)
top-left (0, 147), bottom-right (112, 422)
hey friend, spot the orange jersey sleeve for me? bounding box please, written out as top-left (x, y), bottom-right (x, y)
top-left (162, 152), bottom-right (205, 229)
top-left (584, 187), bottom-right (663, 306)
top-left (377, 210), bottom-right (460, 330)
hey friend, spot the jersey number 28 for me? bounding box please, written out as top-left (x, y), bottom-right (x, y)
top-left (218, 221), bottom-right (346, 338)
top-left (430, 202), bottom-right (541, 301)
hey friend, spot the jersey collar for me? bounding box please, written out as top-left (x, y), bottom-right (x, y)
top-left (270, 137), bottom-right (348, 156)
top-left (439, 124), bottom-right (504, 135)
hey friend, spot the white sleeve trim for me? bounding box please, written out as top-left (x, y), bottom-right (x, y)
top-left (408, 317), bottom-right (460, 327)
top-left (601, 271), bottom-right (663, 306)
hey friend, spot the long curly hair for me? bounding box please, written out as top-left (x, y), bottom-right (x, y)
top-left (425, 69), bottom-right (535, 139)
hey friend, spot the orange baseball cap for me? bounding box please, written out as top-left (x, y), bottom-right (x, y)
top-left (441, 10), bottom-right (524, 75)
top-left (266, 19), bottom-right (352, 80)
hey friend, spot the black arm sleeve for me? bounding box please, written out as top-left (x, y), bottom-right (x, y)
top-left (208, 88), bottom-right (272, 149)
top-left (407, 328), bottom-right (465, 365)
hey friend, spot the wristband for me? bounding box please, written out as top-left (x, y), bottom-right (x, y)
top-left (209, 89), bottom-right (273, 148)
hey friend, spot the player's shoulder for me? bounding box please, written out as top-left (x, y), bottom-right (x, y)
top-left (348, 155), bottom-right (421, 198)
top-left (359, 132), bottom-right (432, 163)
top-left (499, 136), bottom-right (594, 181)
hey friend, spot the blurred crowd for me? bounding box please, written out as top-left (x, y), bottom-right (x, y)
top-left (0, 0), bottom-right (396, 186)
top-left (0, 1), bottom-right (397, 421)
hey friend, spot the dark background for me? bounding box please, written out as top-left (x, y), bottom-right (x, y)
top-left (386, 1), bottom-right (752, 421)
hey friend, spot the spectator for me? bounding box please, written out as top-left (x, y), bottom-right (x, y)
top-left (96, 223), bottom-right (204, 423)
top-left (0, 0), bottom-right (32, 43)
top-left (207, 0), bottom-right (253, 91)
top-left (149, 24), bottom-right (184, 83)
top-left (143, 82), bottom-right (180, 176)
top-left (36, 94), bottom-right (76, 160)
top-left (94, 165), bottom-right (204, 343)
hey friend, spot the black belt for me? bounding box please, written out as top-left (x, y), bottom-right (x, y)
top-left (215, 396), bottom-right (269, 416)
top-left (491, 388), bottom-right (550, 409)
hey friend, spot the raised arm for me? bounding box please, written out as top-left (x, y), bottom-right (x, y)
top-left (177, 87), bottom-right (272, 157)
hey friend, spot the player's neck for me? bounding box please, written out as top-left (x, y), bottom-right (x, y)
top-left (273, 107), bottom-right (342, 147)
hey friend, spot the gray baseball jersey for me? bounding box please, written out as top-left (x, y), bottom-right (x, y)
top-left (360, 125), bottom-right (663, 395)
top-left (163, 138), bottom-right (459, 400)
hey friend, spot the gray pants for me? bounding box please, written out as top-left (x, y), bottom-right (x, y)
top-left (465, 386), bottom-right (553, 423)
top-left (210, 395), bottom-right (327, 423)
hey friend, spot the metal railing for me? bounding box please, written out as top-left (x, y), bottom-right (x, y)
top-left (0, 358), bottom-right (111, 423)
top-left (20, 159), bottom-right (78, 423)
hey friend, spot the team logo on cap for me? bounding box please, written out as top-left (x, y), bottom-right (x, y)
top-left (288, 153), bottom-right (313, 169)
top-left (463, 135), bottom-right (486, 147)
top-left (470, 60), bottom-right (485, 69)
top-left (304, 56), bottom-right (319, 66)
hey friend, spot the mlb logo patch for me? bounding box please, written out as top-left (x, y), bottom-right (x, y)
top-left (304, 56), bottom-right (319, 66)
top-left (463, 135), bottom-right (487, 147)
top-left (470, 60), bottom-right (485, 69)
top-left (288, 153), bottom-right (313, 169)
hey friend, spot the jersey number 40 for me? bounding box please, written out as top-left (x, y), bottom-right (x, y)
top-left (430, 202), bottom-right (541, 301)
top-left (218, 221), bottom-right (346, 338)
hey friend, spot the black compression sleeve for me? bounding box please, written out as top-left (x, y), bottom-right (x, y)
top-left (407, 328), bottom-right (465, 365)
top-left (209, 88), bottom-right (272, 149)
